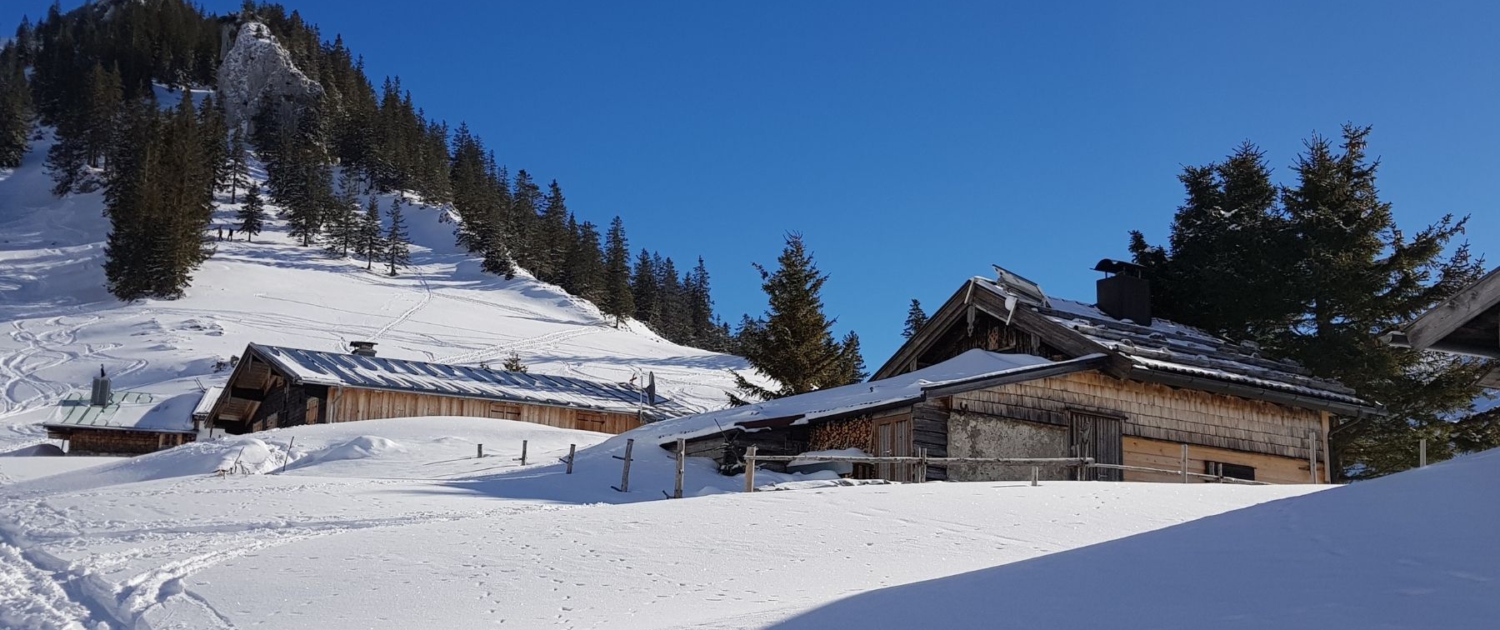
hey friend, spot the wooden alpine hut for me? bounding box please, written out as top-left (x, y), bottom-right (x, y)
top-left (205, 342), bottom-right (691, 435)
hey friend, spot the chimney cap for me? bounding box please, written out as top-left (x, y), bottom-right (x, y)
top-left (1093, 259), bottom-right (1145, 277)
top-left (349, 341), bottom-right (378, 357)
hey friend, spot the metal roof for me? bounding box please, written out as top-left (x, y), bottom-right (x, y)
top-left (248, 344), bottom-right (692, 420)
top-left (45, 391), bottom-right (198, 434)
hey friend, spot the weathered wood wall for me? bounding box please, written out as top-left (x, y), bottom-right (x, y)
top-left (1122, 436), bottom-right (1316, 484)
top-left (65, 429), bottom-right (194, 456)
top-left (952, 371), bottom-right (1324, 462)
top-left (328, 387), bottom-right (642, 434)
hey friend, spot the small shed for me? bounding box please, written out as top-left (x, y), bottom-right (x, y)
top-left (207, 343), bottom-right (692, 434)
top-left (44, 389), bottom-right (200, 456)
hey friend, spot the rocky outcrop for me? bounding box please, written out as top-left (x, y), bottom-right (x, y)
top-left (216, 22), bottom-right (323, 129)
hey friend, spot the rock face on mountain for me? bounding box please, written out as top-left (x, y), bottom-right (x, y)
top-left (216, 22), bottom-right (323, 128)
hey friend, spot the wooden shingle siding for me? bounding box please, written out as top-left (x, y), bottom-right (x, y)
top-left (957, 371), bottom-right (1324, 461)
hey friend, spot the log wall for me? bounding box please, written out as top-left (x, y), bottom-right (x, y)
top-left (1122, 435), bottom-right (1316, 484)
top-left (65, 429), bottom-right (194, 456)
top-left (953, 371), bottom-right (1325, 462)
top-left (327, 387), bottom-right (642, 434)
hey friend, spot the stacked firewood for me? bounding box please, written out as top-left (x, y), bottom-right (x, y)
top-left (810, 417), bottom-right (872, 451)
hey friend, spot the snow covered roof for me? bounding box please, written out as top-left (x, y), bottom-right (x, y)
top-left (192, 387), bottom-right (222, 419)
top-left (45, 391), bottom-right (198, 434)
top-left (248, 344), bottom-right (692, 420)
top-left (640, 350), bottom-right (1107, 446)
top-left (971, 278), bottom-right (1375, 410)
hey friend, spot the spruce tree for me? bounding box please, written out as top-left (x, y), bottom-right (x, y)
top-left (535, 180), bottom-right (570, 283)
top-left (102, 98), bottom-right (161, 301)
top-left (384, 196), bottom-right (411, 276)
top-left (632, 249), bottom-right (659, 326)
top-left (226, 126), bottom-right (250, 203)
top-left (502, 351), bottom-right (528, 373)
top-left (833, 331), bottom-right (868, 384)
top-left (323, 171), bottom-right (361, 257)
top-left (1131, 126), bottom-right (1491, 479)
top-left (902, 299), bottom-right (928, 339)
top-left (563, 219), bottom-right (606, 303)
top-left (358, 195), bottom-right (385, 271)
top-left (238, 183), bottom-right (265, 241)
top-left (602, 216), bottom-right (635, 327)
top-left (0, 46), bottom-right (31, 169)
top-left (732, 234), bottom-right (855, 402)
top-left (685, 257), bottom-right (719, 348)
top-left (657, 256), bottom-right (687, 341)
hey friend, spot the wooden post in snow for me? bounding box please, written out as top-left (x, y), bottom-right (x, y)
top-left (674, 438), bottom-right (686, 499)
top-left (477, 443), bottom-right (483, 459)
top-left (279, 437), bottom-right (296, 475)
top-left (1030, 465), bottom-right (1039, 487)
top-left (520, 440), bottom-right (528, 466)
top-left (612, 439), bottom-right (634, 493)
top-left (1420, 438), bottom-right (1428, 468)
top-left (744, 446), bottom-right (758, 493)
top-left (566, 444), bottom-right (576, 474)
top-left (1180, 444), bottom-right (1189, 484)
top-left (917, 448), bottom-right (928, 483)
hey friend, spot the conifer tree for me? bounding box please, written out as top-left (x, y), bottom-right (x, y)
top-left (902, 299), bottom-right (928, 339)
top-left (238, 183), bottom-right (265, 241)
top-left (358, 195), bottom-right (385, 271)
top-left (502, 351), bottom-right (528, 373)
top-left (732, 234), bottom-right (855, 402)
top-left (510, 169), bottom-right (542, 269)
top-left (226, 126), bottom-right (250, 203)
top-left (685, 257), bottom-right (719, 348)
top-left (602, 216), bottom-right (634, 327)
top-left (632, 249), bottom-right (659, 326)
top-left (535, 180), bottom-right (570, 283)
top-left (323, 171), bottom-right (361, 257)
top-left (657, 256), bottom-right (687, 341)
top-left (1130, 126), bottom-right (1491, 478)
top-left (384, 196), bottom-right (411, 276)
top-left (563, 218), bottom-right (606, 303)
top-left (833, 331), bottom-right (868, 384)
top-left (102, 98), bottom-right (162, 301)
top-left (0, 46), bottom-right (31, 168)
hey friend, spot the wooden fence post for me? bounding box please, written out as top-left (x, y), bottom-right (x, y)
top-left (1030, 465), bottom-right (1039, 487)
top-left (1308, 429), bottom-right (1318, 484)
top-left (477, 443), bottom-right (483, 459)
top-left (612, 439), bottom-right (634, 492)
top-left (917, 448), bottom-right (928, 483)
top-left (1420, 438), bottom-right (1428, 468)
top-left (566, 444), bottom-right (576, 474)
top-left (1180, 444), bottom-right (1189, 484)
top-left (744, 446), bottom-right (758, 493)
top-left (674, 438), bottom-right (686, 499)
top-left (279, 437), bottom-right (296, 475)
top-left (520, 440), bottom-right (528, 466)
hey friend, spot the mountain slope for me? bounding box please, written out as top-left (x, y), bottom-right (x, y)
top-left (0, 124), bottom-right (758, 449)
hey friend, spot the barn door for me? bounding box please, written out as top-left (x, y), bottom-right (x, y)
top-left (871, 414), bottom-right (914, 482)
top-left (1069, 411), bottom-right (1122, 481)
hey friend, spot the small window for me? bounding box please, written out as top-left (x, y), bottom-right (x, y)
top-left (488, 403), bottom-right (521, 420)
top-left (1204, 461), bottom-right (1255, 481)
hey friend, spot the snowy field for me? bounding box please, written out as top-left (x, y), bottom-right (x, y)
top-left (0, 129), bottom-right (760, 455)
top-left (0, 415), bottom-right (1329, 630)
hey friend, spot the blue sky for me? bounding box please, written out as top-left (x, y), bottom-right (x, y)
top-left (6, 1), bottom-right (1498, 366)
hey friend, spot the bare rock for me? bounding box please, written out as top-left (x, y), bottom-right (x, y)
top-left (216, 22), bottom-right (323, 129)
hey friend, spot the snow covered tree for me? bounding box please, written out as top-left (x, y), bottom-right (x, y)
top-left (502, 351), bottom-right (528, 373)
top-left (238, 183), bottom-right (265, 241)
top-left (902, 299), bottom-right (928, 339)
top-left (602, 216), bottom-right (634, 327)
top-left (0, 45), bottom-right (31, 169)
top-left (384, 196), bottom-right (412, 276)
top-left (732, 234), bottom-right (857, 402)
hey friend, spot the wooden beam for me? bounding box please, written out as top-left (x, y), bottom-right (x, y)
top-left (1406, 268), bottom-right (1500, 350)
top-left (229, 386), bottom-right (265, 402)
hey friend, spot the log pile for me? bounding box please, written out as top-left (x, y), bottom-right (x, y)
top-left (809, 417), bottom-right (872, 452)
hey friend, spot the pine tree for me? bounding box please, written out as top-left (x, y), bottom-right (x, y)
top-left (902, 299), bottom-right (928, 339)
top-left (502, 351), bottom-right (528, 373)
top-left (0, 46), bottom-right (31, 168)
top-left (1131, 126), bottom-right (1490, 479)
top-left (238, 183), bottom-right (265, 241)
top-left (657, 256), bottom-right (687, 341)
top-left (732, 234), bottom-right (855, 402)
top-left (323, 171), bottom-right (361, 257)
top-left (563, 218), bottom-right (606, 303)
top-left (384, 195), bottom-right (412, 276)
top-left (358, 195), bottom-right (385, 271)
top-left (535, 180), bottom-right (570, 283)
top-left (226, 126), bottom-right (250, 203)
top-left (631, 248), bottom-right (659, 326)
top-left (832, 331), bottom-right (868, 384)
top-left (685, 257), bottom-right (719, 348)
top-left (510, 170), bottom-right (543, 270)
top-left (602, 216), bottom-right (634, 327)
top-left (102, 98), bottom-right (161, 301)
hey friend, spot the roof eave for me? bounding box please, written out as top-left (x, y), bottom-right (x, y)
top-left (1129, 366), bottom-right (1384, 418)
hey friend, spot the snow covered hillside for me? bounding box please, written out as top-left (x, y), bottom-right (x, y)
top-left (0, 124), bottom-right (759, 451)
top-left (0, 415), bottom-right (1322, 630)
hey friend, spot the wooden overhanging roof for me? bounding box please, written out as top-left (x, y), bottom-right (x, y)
top-left (1389, 268), bottom-right (1500, 388)
top-left (223, 343), bottom-right (693, 420)
top-left (877, 276), bottom-right (1382, 417)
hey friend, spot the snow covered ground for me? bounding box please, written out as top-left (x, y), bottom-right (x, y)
top-left (0, 415), bottom-right (1327, 630)
top-left (0, 130), bottom-right (760, 455)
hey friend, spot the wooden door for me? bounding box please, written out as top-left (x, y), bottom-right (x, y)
top-left (871, 414), bottom-right (914, 482)
top-left (1069, 411), bottom-right (1122, 481)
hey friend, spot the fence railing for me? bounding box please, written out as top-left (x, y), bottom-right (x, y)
top-left (738, 445), bottom-right (1270, 491)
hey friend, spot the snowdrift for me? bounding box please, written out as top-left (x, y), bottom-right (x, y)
top-left (773, 448), bottom-right (1500, 629)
